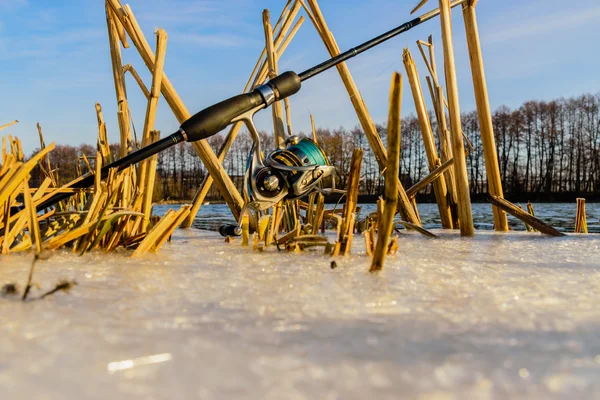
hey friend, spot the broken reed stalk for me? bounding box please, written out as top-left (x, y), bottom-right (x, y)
top-left (0, 120), bottom-right (18, 132)
top-left (95, 103), bottom-right (112, 165)
top-left (403, 48), bottom-right (452, 229)
top-left (575, 198), bottom-right (588, 233)
top-left (106, 0), bottom-right (244, 220)
top-left (123, 64), bottom-right (150, 100)
top-left (310, 114), bottom-right (318, 143)
top-left (487, 195), bottom-right (565, 237)
top-left (138, 29), bottom-right (168, 230)
top-left (305, 0), bottom-right (420, 226)
top-left (263, 9), bottom-right (286, 147)
top-left (462, 0), bottom-right (508, 232)
top-left (338, 148), bottom-right (363, 255)
top-left (106, 4), bottom-right (132, 158)
top-left (527, 202), bottom-right (538, 232)
top-left (438, 0), bottom-right (474, 236)
top-left (518, 204), bottom-right (532, 232)
top-left (180, 2), bottom-right (303, 228)
top-left (371, 72), bottom-right (402, 272)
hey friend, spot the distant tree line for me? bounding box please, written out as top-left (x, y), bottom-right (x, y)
top-left (29, 92), bottom-right (600, 201)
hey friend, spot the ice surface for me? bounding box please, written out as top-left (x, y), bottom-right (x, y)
top-left (1, 227), bottom-right (600, 399)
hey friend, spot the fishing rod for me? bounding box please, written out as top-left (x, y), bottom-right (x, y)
top-left (36, 0), bottom-right (464, 212)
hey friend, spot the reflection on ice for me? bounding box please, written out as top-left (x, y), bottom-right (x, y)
top-left (107, 353), bottom-right (172, 373)
top-left (1, 228), bottom-right (599, 399)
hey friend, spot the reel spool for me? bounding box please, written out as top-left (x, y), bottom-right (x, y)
top-left (245, 135), bottom-right (335, 211)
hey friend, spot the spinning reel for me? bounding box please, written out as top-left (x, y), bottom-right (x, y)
top-left (242, 124), bottom-right (334, 212)
top-left (218, 104), bottom-right (335, 236)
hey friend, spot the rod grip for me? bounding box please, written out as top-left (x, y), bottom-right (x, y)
top-left (181, 92), bottom-right (264, 142)
top-left (267, 71), bottom-right (301, 100)
top-left (181, 71), bottom-right (301, 143)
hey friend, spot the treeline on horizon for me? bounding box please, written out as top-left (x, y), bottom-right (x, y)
top-left (29, 91), bottom-right (600, 201)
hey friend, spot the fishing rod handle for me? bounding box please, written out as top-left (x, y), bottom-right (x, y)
top-left (181, 71), bottom-right (301, 142)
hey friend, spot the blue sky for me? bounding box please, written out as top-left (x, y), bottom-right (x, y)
top-left (1, 0), bottom-right (599, 154)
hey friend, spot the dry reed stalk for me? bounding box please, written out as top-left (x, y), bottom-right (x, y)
top-left (106, 0), bottom-right (244, 220)
top-left (305, 0), bottom-right (420, 226)
top-left (403, 49), bottom-right (452, 229)
top-left (263, 9), bottom-right (286, 147)
top-left (136, 29), bottom-right (168, 226)
top-left (338, 148), bottom-right (363, 255)
top-left (241, 214), bottom-right (250, 246)
top-left (363, 228), bottom-right (374, 256)
top-left (387, 236), bottom-right (399, 255)
top-left (95, 103), bottom-right (112, 165)
top-left (36, 123), bottom-right (57, 186)
top-left (518, 204), bottom-right (532, 232)
top-left (438, 0), bottom-right (474, 236)
top-left (371, 73), bottom-right (402, 272)
top-left (276, 225), bottom-right (300, 246)
top-left (527, 202), bottom-right (538, 232)
top-left (131, 209), bottom-right (175, 256)
top-left (138, 29), bottom-right (167, 188)
top-left (23, 179), bottom-right (42, 254)
top-left (411, 197), bottom-right (422, 224)
top-left (266, 202), bottom-right (282, 244)
top-left (460, 0), bottom-right (508, 231)
top-left (487, 195), bottom-right (564, 236)
top-left (106, 4), bottom-right (132, 157)
top-left (306, 193), bottom-right (315, 226)
top-left (312, 193), bottom-right (325, 235)
top-left (258, 215), bottom-right (271, 244)
top-left (149, 205), bottom-right (191, 253)
top-left (123, 64), bottom-right (150, 100)
top-left (310, 114), bottom-right (318, 144)
top-left (140, 130), bottom-right (161, 231)
top-left (0, 120), bottom-right (18, 132)
top-left (575, 198), bottom-right (588, 233)
top-left (44, 221), bottom-right (99, 250)
top-left (1, 137), bottom-right (7, 165)
top-left (406, 158), bottom-right (454, 198)
top-left (418, 36), bottom-right (457, 220)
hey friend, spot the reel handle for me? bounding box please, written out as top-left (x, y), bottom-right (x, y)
top-left (181, 71), bottom-right (301, 142)
top-left (219, 224), bottom-right (242, 237)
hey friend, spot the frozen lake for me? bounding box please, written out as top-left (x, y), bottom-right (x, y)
top-left (1, 227), bottom-right (600, 399)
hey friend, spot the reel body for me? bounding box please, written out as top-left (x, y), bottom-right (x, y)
top-left (245, 135), bottom-right (335, 211)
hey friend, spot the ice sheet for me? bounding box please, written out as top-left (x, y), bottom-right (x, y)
top-left (1, 229), bottom-right (600, 399)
